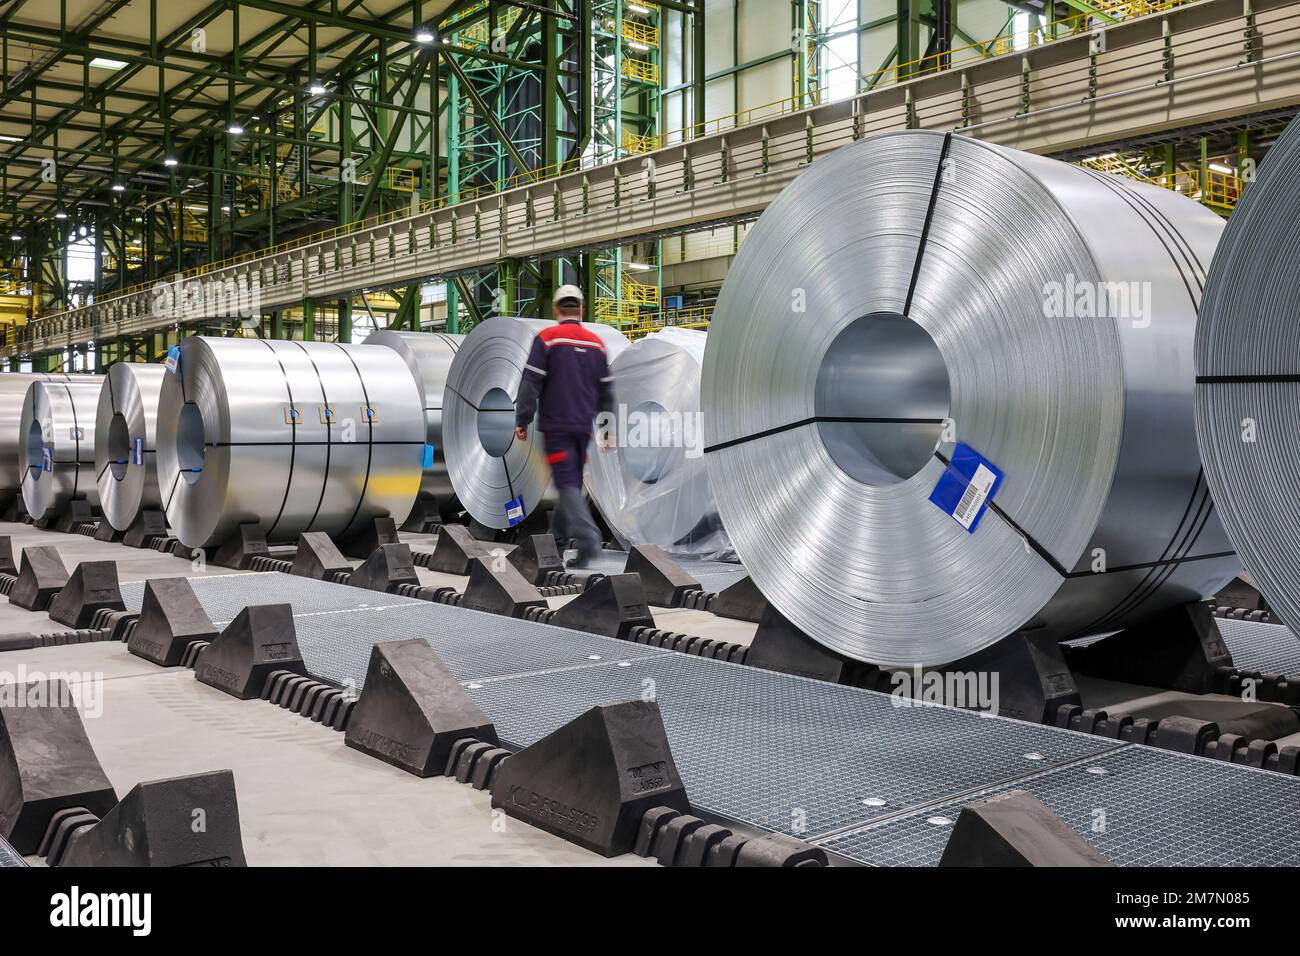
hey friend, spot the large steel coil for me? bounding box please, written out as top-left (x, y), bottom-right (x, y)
top-left (155, 337), bottom-right (426, 549)
top-left (0, 371), bottom-right (70, 506)
top-left (702, 129), bottom-right (1238, 668)
top-left (20, 377), bottom-right (105, 520)
top-left (443, 316), bottom-right (629, 529)
top-left (587, 327), bottom-right (729, 557)
top-left (94, 362), bottom-right (167, 531)
top-left (1195, 116), bottom-right (1300, 631)
top-left (363, 329), bottom-right (463, 501)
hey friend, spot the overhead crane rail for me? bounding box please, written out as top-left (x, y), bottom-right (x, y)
top-left (8, 0), bottom-right (1298, 362)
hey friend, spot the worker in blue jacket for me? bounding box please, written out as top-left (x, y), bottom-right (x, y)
top-left (514, 284), bottom-right (614, 567)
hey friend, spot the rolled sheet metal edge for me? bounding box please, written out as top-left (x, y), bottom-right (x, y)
top-left (95, 362), bottom-right (168, 530)
top-left (702, 129), bottom-right (1237, 668)
top-left (155, 336), bottom-right (426, 549)
top-left (443, 316), bottom-right (629, 529)
top-left (1195, 114), bottom-right (1300, 631)
top-left (19, 378), bottom-right (106, 519)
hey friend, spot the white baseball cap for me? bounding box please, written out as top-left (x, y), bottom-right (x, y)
top-left (552, 284), bottom-right (585, 308)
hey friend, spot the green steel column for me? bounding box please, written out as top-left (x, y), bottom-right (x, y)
top-left (896, 0), bottom-right (922, 78)
top-left (338, 298), bottom-right (352, 343)
top-left (1200, 136), bottom-right (1209, 203)
top-left (497, 259), bottom-right (517, 316)
top-left (340, 80), bottom-right (354, 239)
top-left (693, 0), bottom-right (705, 133)
top-left (207, 133), bottom-right (224, 263)
top-left (302, 299), bottom-right (316, 341)
top-left (271, 310), bottom-right (284, 339)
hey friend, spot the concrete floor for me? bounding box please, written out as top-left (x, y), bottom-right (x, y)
top-left (0, 520), bottom-right (762, 866)
top-left (9, 642), bottom-right (651, 866)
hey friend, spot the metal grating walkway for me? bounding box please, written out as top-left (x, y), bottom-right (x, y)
top-left (580, 550), bottom-right (749, 594)
top-left (1217, 618), bottom-right (1300, 675)
top-left (118, 572), bottom-right (1300, 866)
top-left (819, 747), bottom-right (1300, 866)
top-left (465, 654), bottom-right (1120, 840)
top-left (0, 834), bottom-right (25, 867)
top-left (120, 573), bottom-right (668, 688)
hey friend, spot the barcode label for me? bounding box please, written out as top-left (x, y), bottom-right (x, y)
top-left (505, 495), bottom-right (525, 526)
top-left (928, 441), bottom-right (1004, 533)
top-left (952, 464), bottom-right (996, 530)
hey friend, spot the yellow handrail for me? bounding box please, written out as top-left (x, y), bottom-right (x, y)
top-left (622, 20), bottom-right (658, 48)
top-left (621, 57), bottom-right (658, 83)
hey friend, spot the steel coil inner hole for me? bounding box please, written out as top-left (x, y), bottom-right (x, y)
top-left (25, 421), bottom-right (44, 476)
top-left (108, 412), bottom-right (131, 481)
top-left (477, 386), bottom-right (516, 458)
top-left (813, 311), bottom-right (951, 486)
top-left (623, 400), bottom-right (676, 484)
top-left (176, 402), bottom-right (206, 485)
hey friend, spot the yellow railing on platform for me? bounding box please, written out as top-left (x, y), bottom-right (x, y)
top-left (1078, 154), bottom-right (1244, 211)
top-left (623, 276), bottom-right (660, 304)
top-left (364, 166), bottom-right (419, 192)
top-left (621, 130), bottom-right (658, 154)
top-left (622, 20), bottom-right (658, 48)
top-left (623, 305), bottom-right (713, 339)
top-left (456, 2), bottom-right (523, 47)
top-left (622, 57), bottom-right (658, 84)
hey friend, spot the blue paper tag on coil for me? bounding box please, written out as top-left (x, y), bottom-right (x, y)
top-left (505, 495), bottom-right (525, 527)
top-left (929, 442), bottom-right (1004, 533)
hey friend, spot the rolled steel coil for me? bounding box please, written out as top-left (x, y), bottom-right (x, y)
top-left (155, 337), bottom-right (425, 549)
top-left (443, 316), bottom-right (629, 529)
top-left (1196, 116), bottom-right (1300, 631)
top-left (363, 329), bottom-right (464, 500)
top-left (702, 129), bottom-right (1238, 667)
top-left (587, 327), bottom-right (729, 556)
top-left (0, 371), bottom-right (71, 506)
top-left (94, 362), bottom-right (167, 531)
top-left (20, 377), bottom-right (105, 520)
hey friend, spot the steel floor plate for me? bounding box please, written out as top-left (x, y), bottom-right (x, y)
top-left (579, 550), bottom-right (748, 594)
top-left (465, 654), bottom-right (1121, 840)
top-left (0, 835), bottom-right (24, 867)
top-left (819, 746), bottom-right (1300, 866)
top-left (111, 572), bottom-right (1300, 866)
top-left (120, 573), bottom-right (419, 624)
top-left (122, 572), bottom-right (669, 687)
top-left (1217, 617), bottom-right (1300, 676)
top-left (282, 602), bottom-right (669, 688)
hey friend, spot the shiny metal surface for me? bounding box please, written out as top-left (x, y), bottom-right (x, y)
top-left (1196, 116), bottom-right (1300, 632)
top-left (363, 330), bottom-right (463, 500)
top-left (0, 371), bottom-right (70, 505)
top-left (703, 129), bottom-right (1238, 667)
top-left (155, 337), bottom-right (425, 549)
top-left (19, 377), bottom-right (105, 519)
top-left (442, 316), bottom-right (628, 528)
top-left (587, 328), bottom-right (729, 557)
top-left (94, 362), bottom-right (166, 530)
